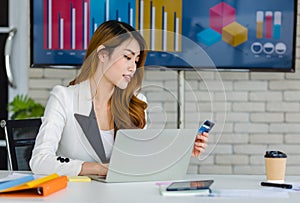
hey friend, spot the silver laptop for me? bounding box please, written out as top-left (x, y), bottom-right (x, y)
top-left (89, 128), bottom-right (196, 183)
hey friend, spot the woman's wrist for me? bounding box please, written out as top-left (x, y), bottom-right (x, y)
top-left (97, 163), bottom-right (108, 176)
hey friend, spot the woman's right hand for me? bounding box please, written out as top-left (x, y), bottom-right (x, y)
top-left (79, 162), bottom-right (109, 176)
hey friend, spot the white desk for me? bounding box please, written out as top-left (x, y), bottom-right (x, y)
top-left (1, 172), bottom-right (300, 203)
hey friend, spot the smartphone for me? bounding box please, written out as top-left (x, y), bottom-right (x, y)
top-left (166, 180), bottom-right (214, 191)
top-left (198, 120), bottom-right (215, 133)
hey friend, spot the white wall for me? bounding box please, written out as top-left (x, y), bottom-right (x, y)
top-left (8, 0), bottom-right (30, 102)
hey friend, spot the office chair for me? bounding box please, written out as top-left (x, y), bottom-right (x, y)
top-left (0, 118), bottom-right (42, 171)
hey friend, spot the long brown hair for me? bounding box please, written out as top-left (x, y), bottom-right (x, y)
top-left (70, 20), bottom-right (147, 131)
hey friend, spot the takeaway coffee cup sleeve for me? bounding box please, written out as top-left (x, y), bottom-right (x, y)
top-left (264, 151), bottom-right (287, 183)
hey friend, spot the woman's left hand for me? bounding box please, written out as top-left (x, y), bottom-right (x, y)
top-left (192, 132), bottom-right (209, 157)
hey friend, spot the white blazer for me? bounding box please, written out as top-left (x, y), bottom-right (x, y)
top-left (29, 80), bottom-right (147, 176)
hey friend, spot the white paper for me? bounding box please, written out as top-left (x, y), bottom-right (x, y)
top-left (210, 189), bottom-right (289, 198)
top-left (286, 182), bottom-right (300, 192)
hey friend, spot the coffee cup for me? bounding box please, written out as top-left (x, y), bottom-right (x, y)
top-left (264, 151), bottom-right (287, 183)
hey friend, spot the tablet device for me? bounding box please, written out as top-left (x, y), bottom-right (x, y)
top-left (166, 180), bottom-right (214, 191)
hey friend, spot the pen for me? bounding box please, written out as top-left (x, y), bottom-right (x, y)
top-left (261, 181), bottom-right (293, 189)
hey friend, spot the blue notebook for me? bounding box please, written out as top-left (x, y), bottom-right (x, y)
top-left (0, 175), bottom-right (35, 191)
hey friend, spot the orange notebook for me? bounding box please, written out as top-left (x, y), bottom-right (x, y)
top-left (0, 174), bottom-right (68, 197)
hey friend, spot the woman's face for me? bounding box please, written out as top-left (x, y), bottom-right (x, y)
top-left (101, 38), bottom-right (141, 90)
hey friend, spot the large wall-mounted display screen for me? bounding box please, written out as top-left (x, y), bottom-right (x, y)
top-left (31, 0), bottom-right (298, 72)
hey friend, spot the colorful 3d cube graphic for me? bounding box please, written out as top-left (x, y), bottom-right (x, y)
top-left (209, 2), bottom-right (236, 33)
top-left (222, 22), bottom-right (248, 47)
top-left (196, 28), bottom-right (221, 46)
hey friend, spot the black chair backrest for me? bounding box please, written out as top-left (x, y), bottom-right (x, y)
top-left (0, 118), bottom-right (42, 171)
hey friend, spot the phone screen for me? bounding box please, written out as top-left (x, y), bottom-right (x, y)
top-left (198, 120), bottom-right (215, 133)
top-left (166, 180), bottom-right (214, 191)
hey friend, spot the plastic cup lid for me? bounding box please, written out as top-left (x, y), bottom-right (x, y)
top-left (264, 151), bottom-right (287, 158)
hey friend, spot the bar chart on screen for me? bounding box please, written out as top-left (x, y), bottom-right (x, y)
top-left (256, 11), bottom-right (282, 40)
top-left (136, 0), bottom-right (182, 52)
top-left (44, 0), bottom-right (90, 50)
top-left (42, 0), bottom-right (182, 52)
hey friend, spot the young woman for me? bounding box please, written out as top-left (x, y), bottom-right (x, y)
top-left (30, 20), bottom-right (208, 176)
